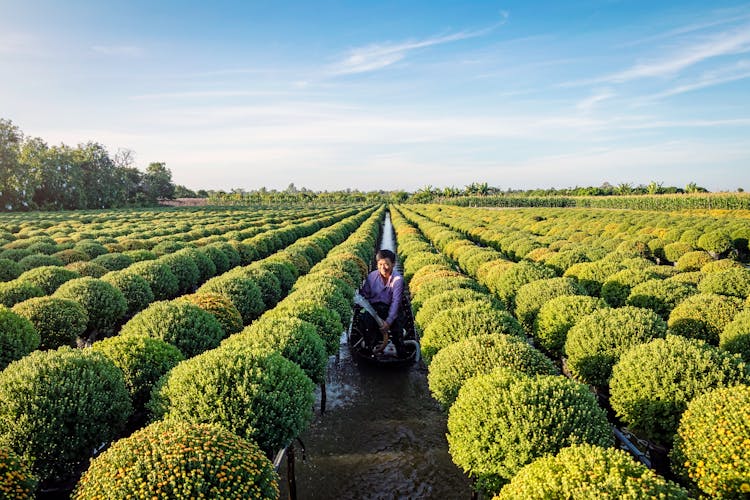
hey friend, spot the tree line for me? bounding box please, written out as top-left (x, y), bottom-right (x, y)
top-left (0, 118), bottom-right (183, 211)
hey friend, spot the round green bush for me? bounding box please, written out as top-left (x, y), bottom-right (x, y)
top-left (0, 280), bottom-right (44, 307)
top-left (120, 300), bottom-right (225, 358)
top-left (150, 347), bottom-right (314, 455)
top-left (198, 273), bottom-right (264, 324)
top-left (0, 447), bottom-right (37, 499)
top-left (701, 258), bottom-right (744, 274)
top-left (178, 292), bottom-right (244, 336)
top-left (0, 306), bottom-right (39, 370)
top-left (492, 261), bottom-right (558, 310)
top-left (53, 277), bottom-right (127, 337)
top-left (223, 316), bottom-right (327, 384)
top-left (565, 306), bottom-right (667, 387)
top-left (150, 240), bottom-right (190, 256)
top-left (17, 253), bottom-right (64, 272)
top-left (11, 297), bottom-right (86, 350)
top-left (671, 384), bottom-right (750, 498)
top-left (199, 245), bottom-right (231, 274)
top-left (676, 250), bottom-right (714, 272)
top-left (290, 281), bottom-right (352, 328)
top-left (409, 265), bottom-right (463, 294)
top-left (533, 295), bottom-right (608, 357)
top-left (17, 265), bottom-right (80, 295)
top-left (271, 299), bottom-right (343, 355)
top-left (667, 270), bottom-right (704, 285)
top-left (721, 309), bottom-right (750, 362)
top-left (73, 420), bottom-right (279, 499)
top-left (127, 260), bottom-right (179, 301)
top-left (697, 267), bottom-right (750, 299)
top-left (73, 241), bottom-right (108, 259)
top-left (697, 230), bottom-right (734, 258)
top-left (52, 248), bottom-right (89, 264)
top-left (428, 333), bottom-right (557, 410)
top-left (600, 268), bottom-right (659, 307)
top-left (495, 444), bottom-right (689, 500)
top-left (90, 252), bottom-right (133, 272)
top-left (562, 260), bottom-right (623, 296)
top-left (626, 278), bottom-right (697, 320)
top-left (178, 247), bottom-right (216, 283)
top-left (100, 270), bottom-right (155, 317)
top-left (238, 267), bottom-right (283, 309)
top-left (667, 293), bottom-right (744, 345)
top-left (91, 334), bottom-right (183, 411)
top-left (415, 288), bottom-right (499, 332)
top-left (447, 372), bottom-right (613, 494)
top-left (0, 347), bottom-right (132, 482)
top-left (252, 260), bottom-right (296, 294)
top-left (0, 258), bottom-right (22, 282)
top-left (64, 261), bottom-right (109, 278)
top-left (609, 335), bottom-right (749, 445)
top-left (514, 277), bottom-right (583, 333)
top-left (411, 276), bottom-right (482, 313)
top-left (158, 251), bottom-right (200, 294)
top-left (663, 241), bottom-right (694, 263)
top-left (543, 250), bottom-right (589, 275)
top-left (421, 303), bottom-right (524, 364)
top-left (122, 249), bottom-right (156, 262)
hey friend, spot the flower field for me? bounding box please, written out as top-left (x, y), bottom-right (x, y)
top-left (1, 202), bottom-right (749, 498)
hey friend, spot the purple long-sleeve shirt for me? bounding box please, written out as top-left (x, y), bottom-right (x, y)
top-left (360, 269), bottom-right (403, 325)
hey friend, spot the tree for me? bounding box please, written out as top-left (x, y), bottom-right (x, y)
top-left (0, 119), bottom-right (30, 210)
top-left (142, 162), bottom-right (175, 202)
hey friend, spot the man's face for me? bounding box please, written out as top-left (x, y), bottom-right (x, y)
top-left (377, 257), bottom-right (393, 278)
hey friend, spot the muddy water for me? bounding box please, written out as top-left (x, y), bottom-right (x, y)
top-left (279, 211), bottom-right (472, 499)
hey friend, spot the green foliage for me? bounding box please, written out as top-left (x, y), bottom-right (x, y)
top-left (53, 277), bottom-right (127, 337)
top-left (697, 230), bottom-right (734, 257)
top-left (122, 249), bottom-right (156, 262)
top-left (0, 447), bottom-right (37, 499)
top-left (120, 300), bottom-right (225, 357)
top-left (198, 273), bottom-right (264, 324)
top-left (0, 347), bottom-right (132, 482)
top-left (17, 253), bottom-right (64, 272)
top-left (291, 278), bottom-right (353, 327)
top-left (411, 276), bottom-right (482, 313)
top-left (421, 303), bottom-right (524, 364)
top-left (0, 280), bottom-right (44, 307)
top-left (514, 277), bottom-right (583, 333)
top-left (491, 261), bottom-right (557, 310)
top-left (428, 334), bottom-right (557, 410)
top-left (701, 258), bottom-right (744, 274)
top-left (447, 372), bottom-right (612, 494)
top-left (17, 265), bottom-right (80, 294)
top-left (698, 267), bottom-right (750, 299)
top-left (253, 260), bottom-right (297, 294)
top-left (600, 268), bottom-right (659, 307)
top-left (74, 240), bottom-right (108, 259)
top-left (721, 309), bottom-right (750, 362)
top-left (223, 316), bottom-right (327, 384)
top-left (158, 251), bottom-right (200, 294)
top-left (100, 270), bottom-right (155, 317)
top-left (238, 267), bottom-right (283, 309)
top-left (668, 293), bottom-right (744, 345)
top-left (415, 288), bottom-right (499, 332)
top-left (128, 260), bottom-right (180, 300)
top-left (676, 250), bottom-right (714, 272)
top-left (495, 444), bottom-right (689, 500)
top-left (671, 384), bottom-right (750, 498)
top-left (150, 240), bottom-right (190, 256)
top-left (90, 252), bottom-right (133, 271)
top-left (179, 247), bottom-right (216, 283)
top-left (533, 295), bottom-right (608, 357)
top-left (663, 241), bottom-right (694, 263)
top-left (0, 258), bottom-right (22, 281)
top-left (0, 306), bottom-right (39, 370)
top-left (150, 347), bottom-right (315, 455)
top-left (542, 249), bottom-right (589, 275)
top-left (199, 245), bottom-right (231, 274)
top-left (609, 335), bottom-right (749, 445)
top-left (626, 278), bottom-right (697, 320)
top-left (271, 299), bottom-right (343, 355)
top-left (64, 260), bottom-right (109, 278)
top-left (178, 292), bottom-right (243, 336)
top-left (11, 297), bottom-right (86, 349)
top-left (562, 260), bottom-right (623, 296)
top-left (73, 421), bottom-right (279, 500)
top-left (565, 306), bottom-right (667, 387)
top-left (91, 335), bottom-right (183, 411)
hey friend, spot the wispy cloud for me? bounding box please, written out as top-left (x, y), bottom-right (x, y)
top-left (576, 89), bottom-right (616, 113)
top-left (0, 32), bottom-right (39, 56)
top-left (129, 90), bottom-right (307, 101)
top-left (329, 15), bottom-right (506, 75)
top-left (642, 60), bottom-right (750, 100)
top-left (608, 25), bottom-right (750, 82)
top-left (91, 44), bottom-right (143, 57)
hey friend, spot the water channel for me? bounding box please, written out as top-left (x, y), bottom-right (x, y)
top-left (280, 211), bottom-right (472, 499)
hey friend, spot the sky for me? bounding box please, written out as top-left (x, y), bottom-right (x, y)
top-left (1, 1), bottom-right (749, 192)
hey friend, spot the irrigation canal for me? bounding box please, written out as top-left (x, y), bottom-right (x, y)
top-left (279, 212), bottom-right (471, 499)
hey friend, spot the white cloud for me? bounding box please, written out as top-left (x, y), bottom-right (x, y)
top-left (643, 59), bottom-right (750, 100)
top-left (576, 89), bottom-right (616, 113)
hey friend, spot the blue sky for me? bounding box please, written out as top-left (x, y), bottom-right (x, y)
top-left (1, 1), bottom-right (749, 192)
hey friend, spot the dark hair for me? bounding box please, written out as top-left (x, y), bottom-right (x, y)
top-left (376, 249), bottom-right (396, 263)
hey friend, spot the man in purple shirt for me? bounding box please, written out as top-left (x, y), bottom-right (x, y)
top-left (359, 249), bottom-right (406, 357)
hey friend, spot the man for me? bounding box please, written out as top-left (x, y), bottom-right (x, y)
top-left (358, 249), bottom-right (406, 357)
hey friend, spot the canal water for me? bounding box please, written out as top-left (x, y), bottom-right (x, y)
top-left (280, 211), bottom-right (472, 499)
